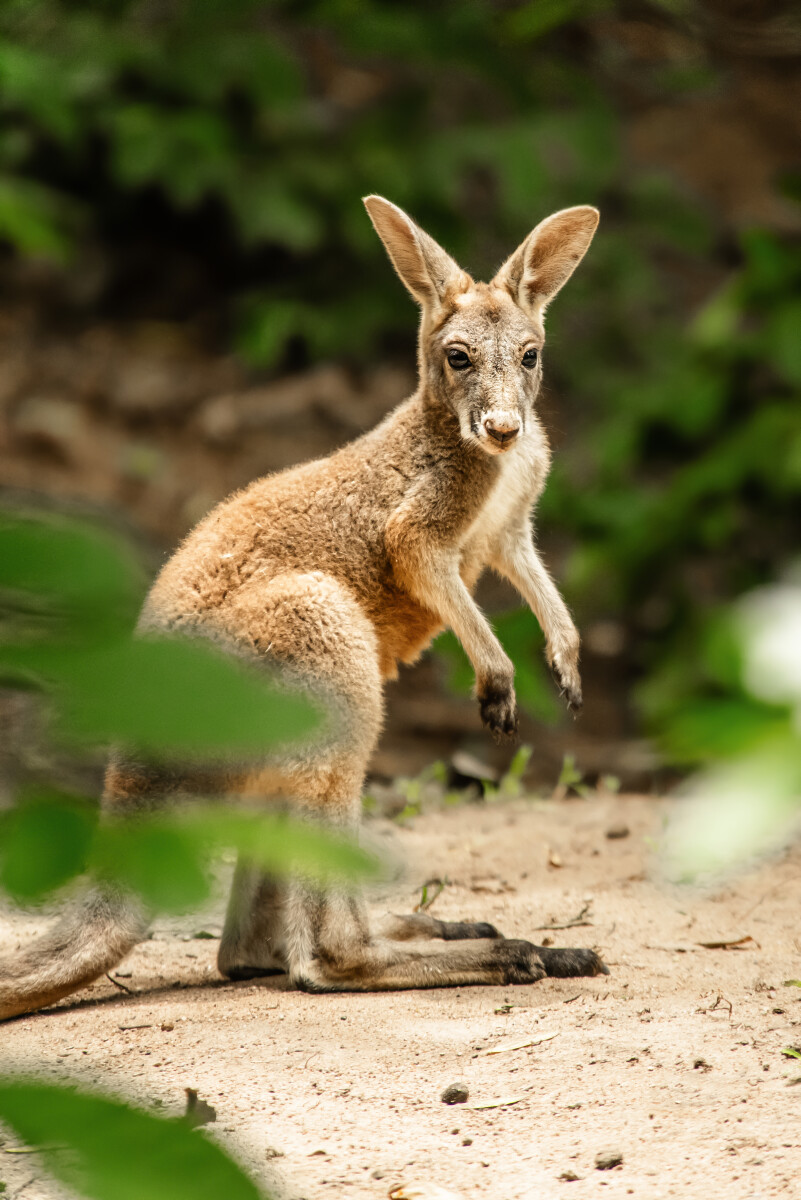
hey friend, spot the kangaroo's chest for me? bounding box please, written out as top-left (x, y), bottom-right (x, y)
top-left (461, 449), bottom-right (539, 566)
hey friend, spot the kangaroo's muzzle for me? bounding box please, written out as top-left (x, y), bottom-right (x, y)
top-left (483, 414), bottom-right (520, 447)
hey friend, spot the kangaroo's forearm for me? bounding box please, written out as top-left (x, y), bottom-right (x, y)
top-left (493, 530), bottom-right (577, 651)
top-left (393, 545), bottom-right (511, 688)
top-left (491, 525), bottom-right (582, 710)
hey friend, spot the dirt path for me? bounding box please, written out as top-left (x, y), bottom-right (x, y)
top-left (2, 793), bottom-right (800, 1199)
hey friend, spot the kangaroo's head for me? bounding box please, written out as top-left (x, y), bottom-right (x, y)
top-left (364, 195), bottom-right (598, 456)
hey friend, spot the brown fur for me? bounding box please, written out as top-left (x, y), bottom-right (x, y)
top-left (0, 197), bottom-right (606, 1020)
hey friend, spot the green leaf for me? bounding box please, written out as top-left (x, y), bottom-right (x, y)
top-left (0, 512), bottom-right (144, 642)
top-left (690, 279), bottom-right (742, 350)
top-left (663, 741), bottom-right (801, 880)
top-left (662, 698), bottom-right (791, 764)
top-left (1, 636), bottom-right (319, 757)
top-left (234, 297), bottom-right (306, 367)
top-left (0, 176), bottom-right (75, 261)
top-left (92, 810), bottom-right (379, 912)
top-left (0, 787), bottom-right (96, 902)
top-left (0, 1081), bottom-right (265, 1200)
top-left (557, 753), bottom-right (583, 789)
top-left (765, 300), bottom-right (801, 386)
top-left (504, 0), bottom-right (609, 41)
top-left (0, 797), bottom-right (379, 912)
top-left (497, 745), bottom-right (533, 797)
top-left (94, 819), bottom-right (211, 913)
top-left (196, 809), bottom-right (380, 885)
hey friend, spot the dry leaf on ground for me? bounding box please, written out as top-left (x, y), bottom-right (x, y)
top-left (484, 1032), bottom-right (559, 1055)
top-left (472, 1095), bottom-right (527, 1110)
top-left (389, 1185), bottom-right (465, 1199)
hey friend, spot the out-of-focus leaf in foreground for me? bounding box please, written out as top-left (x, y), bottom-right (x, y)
top-left (2, 636), bottom-right (321, 756)
top-left (663, 745), bottom-right (801, 880)
top-left (0, 512), bottom-right (144, 642)
top-left (0, 510), bottom-right (320, 757)
top-left (90, 809), bottom-right (381, 912)
top-left (0, 795), bottom-right (381, 912)
top-left (0, 1081), bottom-right (265, 1200)
top-left (663, 575), bottom-right (801, 879)
top-left (0, 787), bottom-right (96, 902)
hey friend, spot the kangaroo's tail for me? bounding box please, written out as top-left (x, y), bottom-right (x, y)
top-left (0, 886), bottom-right (148, 1021)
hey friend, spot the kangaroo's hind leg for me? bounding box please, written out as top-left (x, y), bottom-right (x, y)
top-left (214, 571), bottom-right (609, 991)
top-left (218, 864), bottom-right (287, 980)
top-left (212, 570), bottom-right (384, 983)
top-left (377, 912), bottom-right (504, 941)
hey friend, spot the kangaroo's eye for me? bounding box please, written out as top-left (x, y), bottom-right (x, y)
top-left (447, 348), bottom-right (471, 370)
top-left (522, 348), bottom-right (539, 368)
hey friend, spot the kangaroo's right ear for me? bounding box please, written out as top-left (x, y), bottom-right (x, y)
top-left (363, 195), bottom-right (470, 307)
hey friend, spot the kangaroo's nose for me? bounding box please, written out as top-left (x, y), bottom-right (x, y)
top-left (484, 416), bottom-right (520, 446)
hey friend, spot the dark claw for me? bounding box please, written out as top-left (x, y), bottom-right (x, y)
top-left (551, 668), bottom-right (582, 715)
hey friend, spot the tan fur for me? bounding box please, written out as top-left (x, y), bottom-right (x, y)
top-left (0, 197), bottom-right (606, 1020)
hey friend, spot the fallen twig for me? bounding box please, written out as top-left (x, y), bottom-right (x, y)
top-left (696, 935), bottom-right (759, 951)
top-left (472, 1095), bottom-right (527, 1110)
top-left (533, 901), bottom-right (593, 931)
top-left (106, 973), bottom-right (133, 994)
top-left (696, 993), bottom-right (733, 1018)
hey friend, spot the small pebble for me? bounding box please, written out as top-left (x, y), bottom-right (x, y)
top-left (441, 1082), bottom-right (469, 1105)
top-left (462, 1138), bottom-right (473, 1146)
top-left (559, 1170), bottom-right (580, 1182)
top-left (693, 1057), bottom-right (712, 1071)
top-left (595, 1149), bottom-right (623, 1171)
top-left (605, 824), bottom-right (630, 840)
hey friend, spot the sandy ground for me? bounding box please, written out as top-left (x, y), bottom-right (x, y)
top-left (1, 792), bottom-right (800, 1200)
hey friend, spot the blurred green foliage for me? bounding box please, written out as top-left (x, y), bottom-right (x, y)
top-left (0, 508), bottom-right (375, 1196)
top-left (0, 507), bottom-right (376, 910)
top-left (0, 0), bottom-right (798, 743)
top-left (657, 574), bottom-right (801, 877)
top-left (0, 512), bottom-right (319, 755)
top-left (0, 1081), bottom-right (266, 1200)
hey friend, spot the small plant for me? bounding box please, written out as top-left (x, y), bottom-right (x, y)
top-left (552, 753), bottom-right (592, 800)
top-left (415, 878), bottom-right (448, 913)
top-left (483, 744), bottom-right (533, 801)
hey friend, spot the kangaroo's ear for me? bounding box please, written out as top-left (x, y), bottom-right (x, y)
top-left (363, 195), bottom-right (469, 307)
top-left (493, 206), bottom-right (599, 316)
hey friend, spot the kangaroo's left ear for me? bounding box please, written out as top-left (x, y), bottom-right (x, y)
top-left (493, 206), bottom-right (599, 316)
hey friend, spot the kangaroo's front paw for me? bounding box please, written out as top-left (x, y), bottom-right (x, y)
top-left (478, 685), bottom-right (518, 742)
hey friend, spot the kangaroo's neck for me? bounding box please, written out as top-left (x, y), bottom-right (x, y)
top-left (377, 385), bottom-right (501, 515)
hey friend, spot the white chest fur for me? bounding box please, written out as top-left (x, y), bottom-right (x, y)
top-left (462, 441), bottom-right (542, 559)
